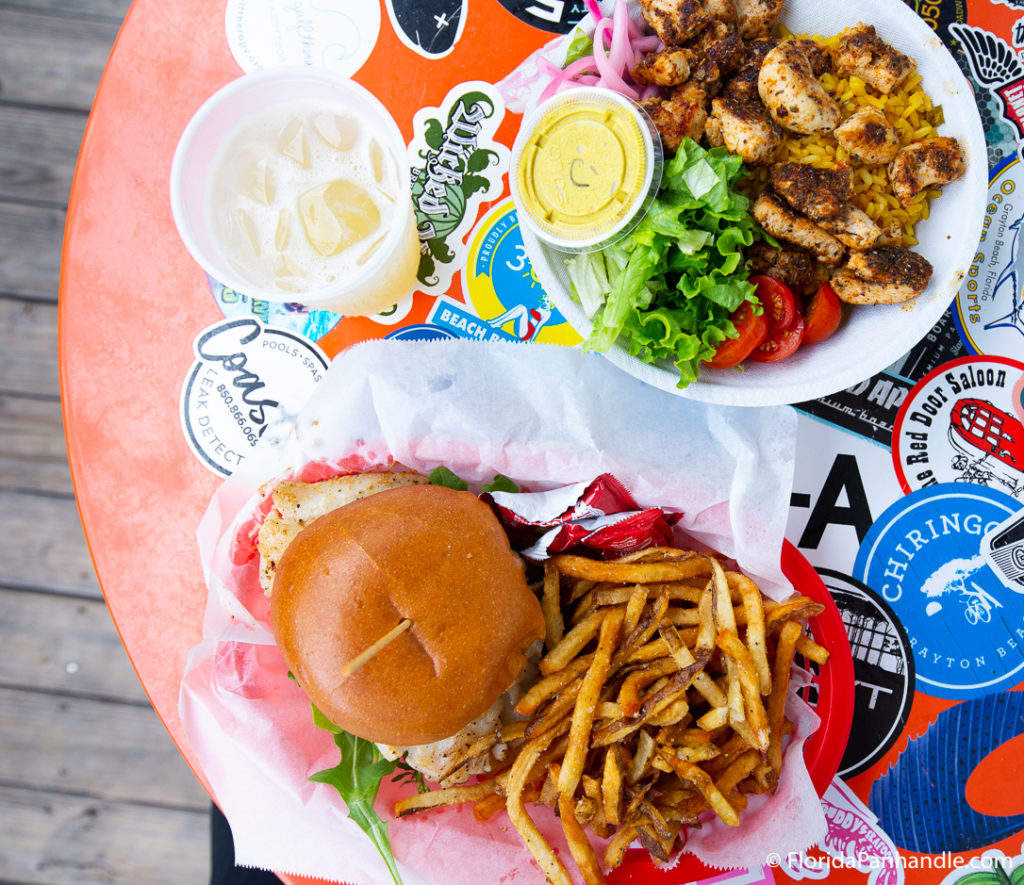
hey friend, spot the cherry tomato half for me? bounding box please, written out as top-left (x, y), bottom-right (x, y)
top-left (748, 307), bottom-right (806, 363)
top-left (803, 281), bottom-right (843, 345)
top-left (749, 275), bottom-right (796, 334)
top-left (705, 301), bottom-right (768, 369)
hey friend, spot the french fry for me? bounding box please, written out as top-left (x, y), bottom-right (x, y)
top-left (472, 792), bottom-right (507, 821)
top-left (505, 730), bottom-right (573, 885)
top-left (542, 561), bottom-right (565, 651)
top-left (604, 825), bottom-right (638, 869)
top-left (617, 658), bottom-right (679, 717)
top-left (795, 632), bottom-right (830, 665)
top-left (768, 619), bottom-right (803, 774)
top-left (602, 745), bottom-right (627, 826)
top-left (550, 552), bottom-right (711, 584)
top-left (657, 752), bottom-right (740, 827)
top-left (515, 654), bottom-right (593, 716)
top-left (540, 609), bottom-right (606, 675)
top-left (764, 596), bottom-right (826, 632)
top-left (395, 781), bottom-right (497, 817)
top-left (732, 573), bottom-right (771, 695)
top-left (558, 607), bottom-right (625, 797)
top-left (623, 583), bottom-right (650, 636)
top-left (716, 628), bottom-right (770, 752)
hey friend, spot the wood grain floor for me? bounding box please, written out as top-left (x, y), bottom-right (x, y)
top-left (1, 1), bottom-right (212, 881)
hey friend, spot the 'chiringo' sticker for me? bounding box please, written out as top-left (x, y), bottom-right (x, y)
top-left (853, 483), bottom-right (1024, 700)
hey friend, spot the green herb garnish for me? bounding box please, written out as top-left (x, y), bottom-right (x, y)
top-left (307, 703), bottom-right (406, 885)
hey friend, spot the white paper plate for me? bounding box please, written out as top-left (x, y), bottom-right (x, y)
top-left (520, 0), bottom-right (988, 407)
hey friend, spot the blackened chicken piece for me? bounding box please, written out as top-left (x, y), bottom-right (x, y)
top-left (707, 95), bottom-right (782, 164)
top-left (833, 107), bottom-right (900, 165)
top-left (688, 28), bottom-right (746, 86)
top-left (836, 23), bottom-right (914, 94)
top-left (788, 38), bottom-right (833, 77)
top-left (770, 162), bottom-right (853, 221)
top-left (641, 82), bottom-right (709, 152)
top-left (703, 0), bottom-right (738, 24)
top-left (888, 136), bottom-right (966, 206)
top-left (817, 204), bottom-right (884, 250)
top-left (633, 48), bottom-right (692, 86)
top-left (732, 0), bottom-right (783, 39)
top-left (747, 242), bottom-right (818, 292)
top-left (758, 41), bottom-right (842, 134)
top-left (721, 37), bottom-right (778, 102)
top-left (753, 190), bottom-right (847, 266)
top-left (830, 246), bottom-right (933, 304)
top-left (639, 0), bottom-right (713, 47)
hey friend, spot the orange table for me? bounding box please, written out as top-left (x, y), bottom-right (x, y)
top-left (61, 1), bottom-right (1024, 884)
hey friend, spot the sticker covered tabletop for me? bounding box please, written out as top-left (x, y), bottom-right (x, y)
top-left (59, 0), bottom-right (1024, 883)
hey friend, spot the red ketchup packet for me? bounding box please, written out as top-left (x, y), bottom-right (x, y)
top-left (484, 473), bottom-right (681, 560)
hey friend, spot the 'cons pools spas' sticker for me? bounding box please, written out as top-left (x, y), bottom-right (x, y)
top-left (892, 355), bottom-right (1024, 497)
top-left (180, 318), bottom-right (328, 477)
top-left (853, 483), bottom-right (1024, 700)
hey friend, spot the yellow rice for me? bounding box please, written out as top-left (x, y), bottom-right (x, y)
top-left (742, 31), bottom-right (943, 247)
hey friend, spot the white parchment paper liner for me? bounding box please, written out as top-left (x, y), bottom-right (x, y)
top-left (180, 339), bottom-right (826, 884)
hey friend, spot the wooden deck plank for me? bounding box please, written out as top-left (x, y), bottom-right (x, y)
top-left (0, 104), bottom-right (86, 205)
top-left (0, 296), bottom-right (61, 393)
top-left (0, 489), bottom-right (102, 598)
top-left (0, 587), bottom-right (147, 702)
top-left (0, 395), bottom-right (73, 495)
top-left (8, 0), bottom-right (133, 19)
top-left (0, 203), bottom-right (65, 299)
top-left (0, 685), bottom-right (210, 808)
top-left (0, 784), bottom-right (209, 885)
top-left (0, 0), bottom-right (218, 881)
top-left (0, 7), bottom-right (121, 111)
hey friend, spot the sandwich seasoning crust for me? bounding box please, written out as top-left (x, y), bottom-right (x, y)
top-left (253, 468), bottom-right (831, 885)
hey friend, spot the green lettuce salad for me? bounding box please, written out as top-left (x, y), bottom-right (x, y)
top-left (566, 137), bottom-right (764, 387)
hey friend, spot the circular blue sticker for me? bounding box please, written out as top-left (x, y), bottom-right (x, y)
top-left (385, 323), bottom-right (456, 342)
top-left (853, 483), bottom-right (1024, 699)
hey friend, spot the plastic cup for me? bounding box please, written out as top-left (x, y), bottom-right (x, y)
top-left (510, 87), bottom-right (663, 254)
top-left (170, 67), bottom-right (420, 316)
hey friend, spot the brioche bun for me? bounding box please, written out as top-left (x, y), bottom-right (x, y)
top-left (270, 483), bottom-right (545, 746)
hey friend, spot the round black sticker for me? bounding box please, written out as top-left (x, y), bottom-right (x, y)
top-left (819, 568), bottom-right (916, 779)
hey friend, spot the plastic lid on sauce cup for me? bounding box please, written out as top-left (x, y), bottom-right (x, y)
top-left (511, 87), bottom-right (663, 253)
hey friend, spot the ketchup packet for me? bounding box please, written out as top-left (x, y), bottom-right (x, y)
top-left (486, 473), bottom-right (681, 559)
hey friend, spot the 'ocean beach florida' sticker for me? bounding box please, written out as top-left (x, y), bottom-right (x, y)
top-left (954, 155), bottom-right (1024, 358)
top-left (180, 319), bottom-right (328, 477)
top-left (409, 81), bottom-right (509, 298)
top-left (853, 483), bottom-right (1024, 700)
top-left (892, 356), bottom-right (1024, 498)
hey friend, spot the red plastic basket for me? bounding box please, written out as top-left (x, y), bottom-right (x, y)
top-left (605, 541), bottom-right (856, 883)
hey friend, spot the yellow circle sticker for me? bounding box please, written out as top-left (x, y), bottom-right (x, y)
top-left (455, 199), bottom-right (581, 346)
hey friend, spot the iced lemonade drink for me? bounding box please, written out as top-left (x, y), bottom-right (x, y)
top-left (171, 69), bottom-right (420, 317)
